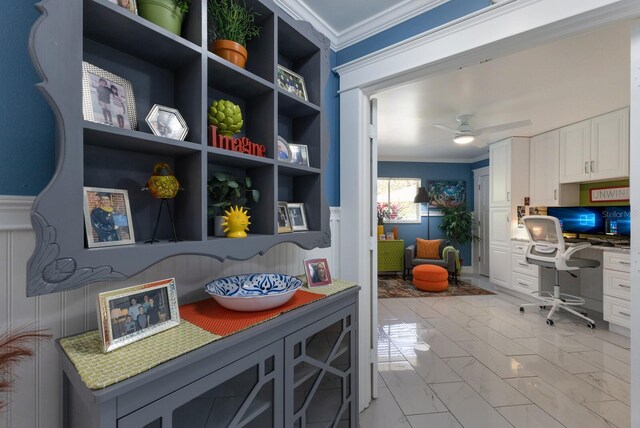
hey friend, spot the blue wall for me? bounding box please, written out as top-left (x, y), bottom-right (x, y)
top-left (471, 158), bottom-right (490, 170)
top-left (1, 2), bottom-right (55, 195)
top-left (378, 161), bottom-right (477, 265)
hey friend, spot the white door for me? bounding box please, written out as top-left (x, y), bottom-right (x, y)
top-left (489, 207), bottom-right (511, 245)
top-left (559, 119), bottom-right (590, 183)
top-left (489, 245), bottom-right (511, 288)
top-left (530, 130), bottom-right (560, 206)
top-left (590, 108), bottom-right (629, 181)
top-left (489, 141), bottom-right (511, 206)
top-left (369, 98), bottom-right (379, 399)
top-left (479, 173), bottom-right (490, 276)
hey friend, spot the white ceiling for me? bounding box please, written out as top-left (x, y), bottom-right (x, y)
top-left (374, 22), bottom-right (630, 162)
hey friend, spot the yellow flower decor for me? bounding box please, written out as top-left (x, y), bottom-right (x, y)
top-left (221, 205), bottom-right (251, 238)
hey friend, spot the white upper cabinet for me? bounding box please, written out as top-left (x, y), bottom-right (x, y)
top-left (530, 130), bottom-right (560, 206)
top-left (490, 140), bottom-right (511, 206)
top-left (559, 108), bottom-right (629, 183)
top-left (590, 108), bottom-right (629, 181)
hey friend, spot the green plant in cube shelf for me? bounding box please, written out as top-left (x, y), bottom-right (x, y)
top-left (438, 202), bottom-right (480, 247)
top-left (208, 99), bottom-right (243, 136)
top-left (207, 0), bottom-right (261, 46)
top-left (207, 172), bottom-right (260, 218)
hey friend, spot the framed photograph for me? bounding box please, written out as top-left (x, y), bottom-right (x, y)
top-left (145, 104), bottom-right (189, 141)
top-left (277, 136), bottom-right (292, 162)
top-left (82, 61), bottom-right (137, 130)
top-left (277, 201), bottom-right (293, 233)
top-left (287, 203), bottom-right (308, 231)
top-left (304, 258), bottom-right (332, 287)
top-left (109, 0), bottom-right (138, 14)
top-left (289, 144), bottom-right (309, 167)
top-left (277, 65), bottom-right (308, 101)
top-left (97, 278), bottom-right (180, 353)
top-left (83, 187), bottom-right (136, 248)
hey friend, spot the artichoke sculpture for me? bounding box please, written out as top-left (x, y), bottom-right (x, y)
top-left (208, 99), bottom-right (243, 136)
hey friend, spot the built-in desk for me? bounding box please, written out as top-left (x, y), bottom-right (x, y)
top-left (511, 239), bottom-right (631, 336)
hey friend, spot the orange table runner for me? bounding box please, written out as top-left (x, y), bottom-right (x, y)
top-left (179, 289), bottom-right (325, 336)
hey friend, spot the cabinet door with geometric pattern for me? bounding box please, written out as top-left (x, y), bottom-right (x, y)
top-left (284, 305), bottom-right (357, 427)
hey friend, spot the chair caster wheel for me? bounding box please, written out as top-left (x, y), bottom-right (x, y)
top-left (587, 323), bottom-right (596, 329)
top-left (539, 306), bottom-right (547, 310)
top-left (581, 312), bottom-right (588, 316)
top-left (519, 307), bottom-right (525, 313)
top-left (546, 319), bottom-right (554, 326)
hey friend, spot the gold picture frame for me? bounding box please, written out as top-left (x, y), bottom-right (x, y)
top-left (97, 278), bottom-right (180, 353)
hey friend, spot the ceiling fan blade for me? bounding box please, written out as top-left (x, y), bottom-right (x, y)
top-left (475, 119), bottom-right (532, 136)
top-left (433, 124), bottom-right (461, 134)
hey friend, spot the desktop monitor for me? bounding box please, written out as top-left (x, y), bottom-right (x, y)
top-left (603, 206), bottom-right (631, 236)
top-left (546, 206), bottom-right (605, 235)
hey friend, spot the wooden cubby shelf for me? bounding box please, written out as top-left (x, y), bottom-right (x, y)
top-left (28, 0), bottom-right (331, 296)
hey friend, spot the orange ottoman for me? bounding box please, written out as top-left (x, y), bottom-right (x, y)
top-left (412, 265), bottom-right (449, 292)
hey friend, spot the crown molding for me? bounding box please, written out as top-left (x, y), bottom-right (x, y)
top-left (378, 153), bottom-right (488, 163)
top-left (274, 0), bottom-right (451, 51)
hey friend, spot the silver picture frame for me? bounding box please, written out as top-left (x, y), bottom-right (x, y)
top-left (83, 186), bottom-right (136, 248)
top-left (287, 202), bottom-right (308, 231)
top-left (289, 143), bottom-right (310, 167)
top-left (277, 64), bottom-right (308, 101)
top-left (97, 278), bottom-right (180, 353)
top-left (145, 104), bottom-right (189, 141)
top-left (82, 61), bottom-right (137, 130)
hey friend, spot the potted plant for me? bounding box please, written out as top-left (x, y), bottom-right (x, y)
top-left (138, 0), bottom-right (190, 36)
top-left (438, 203), bottom-right (480, 257)
top-left (207, 172), bottom-right (260, 236)
top-left (207, 0), bottom-right (260, 69)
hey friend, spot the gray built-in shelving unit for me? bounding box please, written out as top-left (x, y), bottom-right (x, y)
top-left (28, 0), bottom-right (331, 296)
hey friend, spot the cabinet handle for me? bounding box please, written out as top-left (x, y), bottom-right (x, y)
top-left (619, 311), bottom-right (631, 317)
top-left (554, 189), bottom-right (557, 200)
top-left (585, 161), bottom-right (589, 173)
top-left (507, 192), bottom-right (510, 201)
top-left (618, 284), bottom-right (630, 289)
top-left (619, 261), bottom-right (631, 266)
top-left (518, 263), bottom-right (529, 267)
top-left (518, 281), bottom-right (529, 287)
top-left (591, 161), bottom-right (595, 172)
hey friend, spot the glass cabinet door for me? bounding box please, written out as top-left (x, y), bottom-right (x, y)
top-left (285, 306), bottom-right (356, 427)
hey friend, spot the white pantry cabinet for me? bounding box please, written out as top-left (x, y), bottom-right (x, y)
top-left (530, 130), bottom-right (579, 206)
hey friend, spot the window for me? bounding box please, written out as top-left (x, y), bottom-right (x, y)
top-left (377, 178), bottom-right (421, 223)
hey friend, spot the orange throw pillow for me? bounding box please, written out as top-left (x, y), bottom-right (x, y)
top-left (416, 238), bottom-right (440, 259)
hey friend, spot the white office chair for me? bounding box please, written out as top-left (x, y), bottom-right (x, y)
top-left (519, 215), bottom-right (600, 328)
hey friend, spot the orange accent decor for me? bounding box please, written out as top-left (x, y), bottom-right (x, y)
top-left (208, 126), bottom-right (266, 157)
top-left (179, 290), bottom-right (324, 336)
top-left (413, 265), bottom-right (449, 292)
top-left (416, 238), bottom-right (440, 259)
top-left (210, 39), bottom-right (248, 68)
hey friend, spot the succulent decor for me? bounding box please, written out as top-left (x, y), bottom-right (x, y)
top-left (207, 0), bottom-right (261, 46)
top-left (207, 172), bottom-right (260, 218)
top-left (208, 99), bottom-right (243, 136)
top-left (175, 0), bottom-right (191, 13)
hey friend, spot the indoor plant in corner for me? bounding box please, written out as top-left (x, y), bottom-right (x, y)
top-left (439, 202), bottom-right (480, 264)
top-left (207, 0), bottom-right (260, 69)
top-left (138, 0), bottom-right (190, 36)
top-left (207, 172), bottom-right (260, 237)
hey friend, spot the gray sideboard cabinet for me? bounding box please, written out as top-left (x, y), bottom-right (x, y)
top-left (28, 0), bottom-right (331, 296)
top-left (59, 288), bottom-right (358, 427)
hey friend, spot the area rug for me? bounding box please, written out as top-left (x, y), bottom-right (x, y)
top-left (378, 275), bottom-right (495, 298)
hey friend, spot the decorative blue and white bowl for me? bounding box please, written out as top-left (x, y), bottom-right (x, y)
top-left (204, 273), bottom-right (303, 312)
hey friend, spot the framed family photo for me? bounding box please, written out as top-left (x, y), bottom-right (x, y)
top-left (304, 258), bottom-right (332, 287)
top-left (145, 104), bottom-right (189, 141)
top-left (83, 187), bottom-right (135, 248)
top-left (289, 144), bottom-right (309, 166)
top-left (109, 0), bottom-right (138, 14)
top-left (277, 136), bottom-right (292, 162)
top-left (82, 62), bottom-right (137, 130)
top-left (97, 278), bottom-right (180, 352)
top-left (277, 201), bottom-right (293, 233)
top-left (287, 202), bottom-right (308, 231)
top-left (276, 65), bottom-right (308, 101)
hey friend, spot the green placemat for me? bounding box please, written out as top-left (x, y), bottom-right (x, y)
top-left (60, 321), bottom-right (221, 389)
top-left (302, 278), bottom-right (357, 296)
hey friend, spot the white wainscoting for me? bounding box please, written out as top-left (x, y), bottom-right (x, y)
top-left (0, 197), bottom-right (340, 428)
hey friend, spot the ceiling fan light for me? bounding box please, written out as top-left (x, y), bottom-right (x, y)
top-left (453, 134), bottom-right (475, 145)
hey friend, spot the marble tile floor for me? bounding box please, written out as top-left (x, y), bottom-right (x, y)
top-left (359, 274), bottom-right (631, 428)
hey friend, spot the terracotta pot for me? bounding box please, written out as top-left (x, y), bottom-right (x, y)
top-left (210, 40), bottom-right (248, 69)
top-left (137, 0), bottom-right (185, 36)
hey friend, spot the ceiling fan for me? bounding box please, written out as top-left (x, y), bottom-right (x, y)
top-left (433, 114), bottom-right (532, 147)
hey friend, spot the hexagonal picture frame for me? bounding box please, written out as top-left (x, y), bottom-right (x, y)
top-left (145, 104), bottom-right (189, 141)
